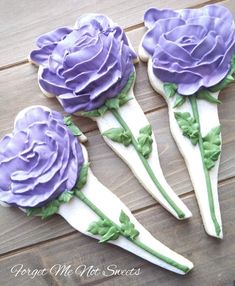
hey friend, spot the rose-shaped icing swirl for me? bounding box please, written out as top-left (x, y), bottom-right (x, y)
top-left (0, 107), bottom-right (84, 208)
top-left (30, 14), bottom-right (137, 113)
top-left (142, 4), bottom-right (235, 95)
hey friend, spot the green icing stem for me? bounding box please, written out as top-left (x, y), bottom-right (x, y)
top-left (189, 96), bottom-right (221, 236)
top-left (110, 109), bottom-right (185, 219)
top-left (75, 190), bottom-right (190, 273)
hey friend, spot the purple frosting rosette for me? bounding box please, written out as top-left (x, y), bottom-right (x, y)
top-left (141, 4), bottom-right (235, 95)
top-left (0, 106), bottom-right (84, 208)
top-left (30, 14), bottom-right (137, 113)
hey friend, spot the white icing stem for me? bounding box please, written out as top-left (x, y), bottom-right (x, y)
top-left (146, 60), bottom-right (223, 239)
top-left (92, 90), bottom-right (192, 220)
top-left (58, 147), bottom-right (193, 274)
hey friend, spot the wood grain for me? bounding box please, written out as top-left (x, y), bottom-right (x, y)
top-left (0, 0), bottom-right (220, 68)
top-left (0, 178), bottom-right (234, 286)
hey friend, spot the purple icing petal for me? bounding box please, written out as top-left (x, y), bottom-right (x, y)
top-left (144, 8), bottom-right (179, 29)
top-left (30, 44), bottom-right (57, 66)
top-left (59, 92), bottom-right (91, 113)
top-left (36, 27), bottom-right (73, 48)
top-left (0, 107), bottom-right (84, 208)
top-left (30, 14), bottom-right (136, 112)
top-left (142, 4), bottom-right (235, 94)
top-left (39, 67), bottom-right (72, 95)
top-left (142, 18), bottom-right (185, 56)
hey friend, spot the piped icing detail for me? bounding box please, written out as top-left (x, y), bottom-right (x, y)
top-left (142, 4), bottom-right (235, 95)
top-left (30, 14), bottom-right (137, 113)
top-left (0, 107), bottom-right (84, 208)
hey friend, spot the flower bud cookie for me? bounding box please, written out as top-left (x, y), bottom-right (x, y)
top-left (29, 14), bottom-right (192, 220)
top-left (139, 4), bottom-right (235, 238)
top-left (0, 106), bottom-right (193, 274)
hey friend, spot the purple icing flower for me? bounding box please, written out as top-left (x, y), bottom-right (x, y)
top-left (30, 14), bottom-right (137, 113)
top-left (0, 106), bottom-right (84, 208)
top-left (142, 5), bottom-right (235, 95)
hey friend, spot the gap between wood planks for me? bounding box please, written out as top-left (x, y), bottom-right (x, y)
top-left (0, 175), bottom-right (234, 262)
top-left (0, 0), bottom-right (227, 71)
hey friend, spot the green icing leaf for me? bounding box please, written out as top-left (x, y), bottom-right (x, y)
top-left (174, 112), bottom-right (199, 145)
top-left (41, 200), bottom-right (60, 219)
top-left (105, 97), bottom-right (120, 110)
top-left (82, 106), bottom-right (108, 117)
top-left (26, 208), bottom-right (42, 217)
top-left (102, 128), bottom-right (132, 146)
top-left (87, 210), bottom-right (139, 243)
top-left (202, 126), bottom-right (221, 170)
top-left (58, 190), bottom-right (74, 203)
top-left (137, 124), bottom-right (153, 158)
top-left (27, 200), bottom-right (61, 219)
top-left (88, 219), bottom-right (120, 243)
top-left (139, 125), bottom-right (152, 136)
top-left (163, 82), bottom-right (177, 98)
top-left (81, 72), bottom-right (135, 117)
top-left (64, 116), bottom-right (82, 136)
top-left (119, 210), bottom-right (130, 224)
top-left (99, 226), bottom-right (120, 243)
top-left (104, 72), bottom-right (135, 110)
top-left (118, 95), bottom-right (133, 107)
top-left (119, 210), bottom-right (139, 240)
top-left (88, 219), bottom-right (111, 235)
top-left (27, 198), bottom-right (64, 219)
top-left (75, 163), bottom-right (90, 191)
top-left (197, 89), bottom-right (221, 104)
top-left (173, 93), bottom-right (186, 108)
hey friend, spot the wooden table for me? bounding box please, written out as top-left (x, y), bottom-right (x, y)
top-left (0, 0), bottom-right (234, 285)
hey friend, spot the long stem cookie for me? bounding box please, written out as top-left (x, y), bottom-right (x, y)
top-left (0, 106), bottom-right (193, 274)
top-left (138, 4), bottom-right (235, 238)
top-left (29, 14), bottom-right (191, 220)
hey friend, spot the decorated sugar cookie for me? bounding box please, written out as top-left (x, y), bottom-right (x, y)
top-left (139, 4), bottom-right (235, 238)
top-left (0, 106), bottom-right (193, 274)
top-left (29, 14), bottom-right (192, 220)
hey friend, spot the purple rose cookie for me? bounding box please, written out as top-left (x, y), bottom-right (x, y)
top-left (141, 4), bottom-right (235, 95)
top-left (30, 14), bottom-right (137, 113)
top-left (29, 13), bottom-right (192, 221)
top-left (139, 4), bottom-right (235, 238)
top-left (0, 106), bottom-right (84, 207)
top-left (0, 107), bottom-right (193, 274)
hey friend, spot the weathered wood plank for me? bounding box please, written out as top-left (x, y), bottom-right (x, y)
top-left (0, 0), bottom-right (216, 67)
top-left (0, 178), bottom-right (234, 286)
